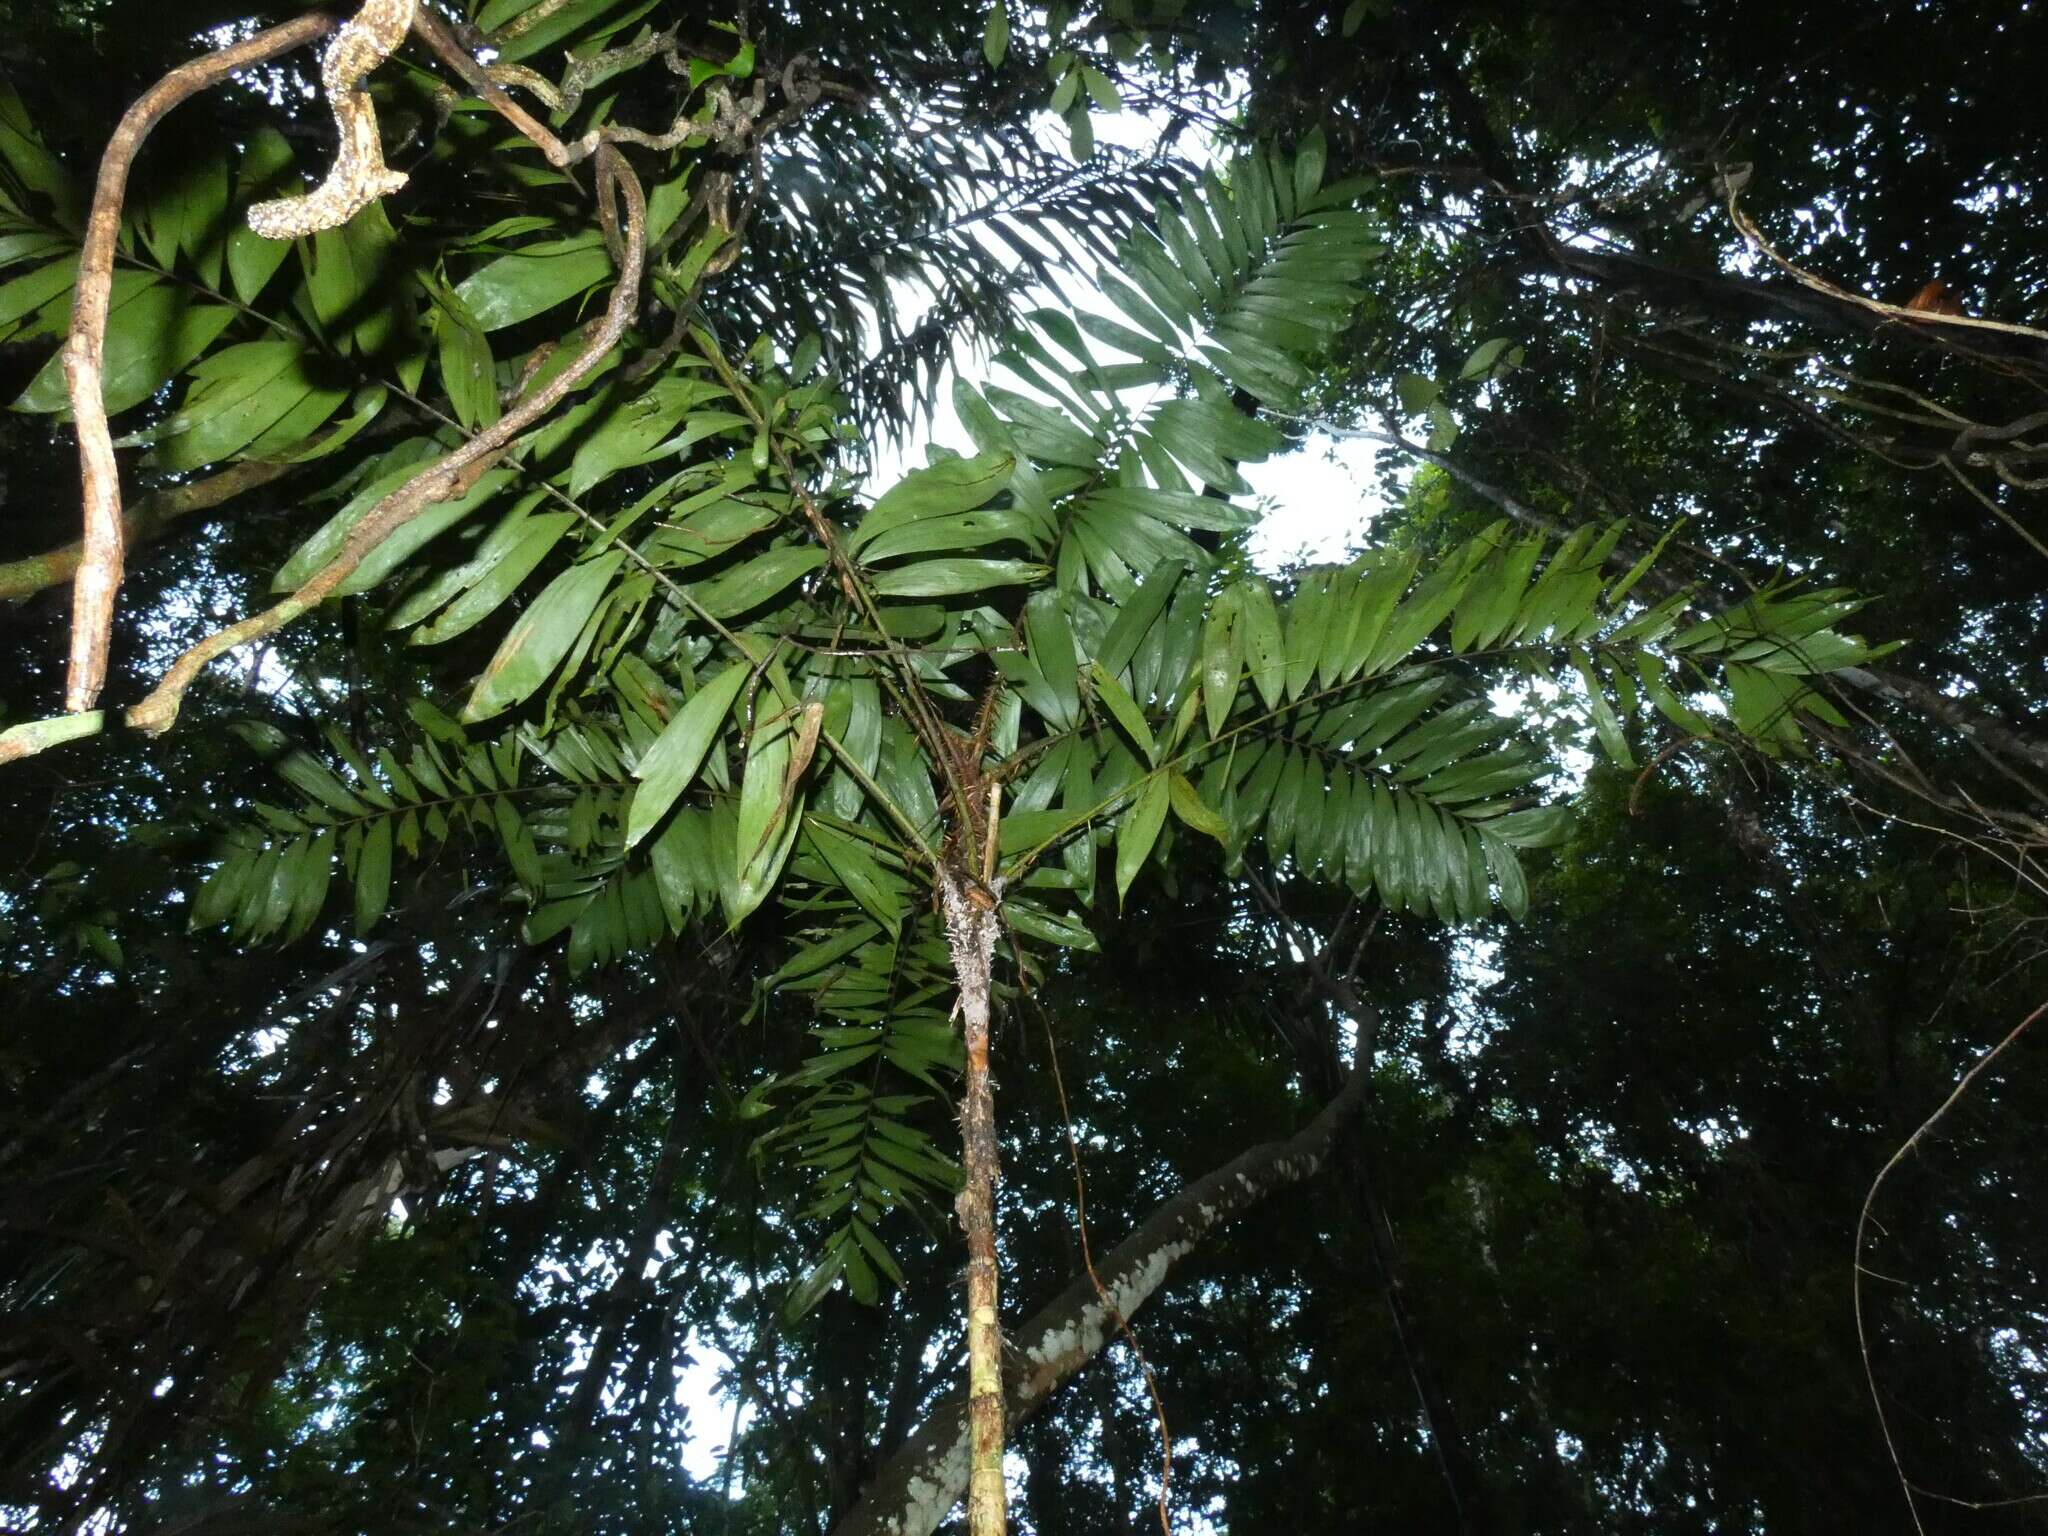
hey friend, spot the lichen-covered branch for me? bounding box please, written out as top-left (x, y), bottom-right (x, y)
top-left (244, 0), bottom-right (416, 240)
top-left (830, 1055), bottom-right (1372, 1536)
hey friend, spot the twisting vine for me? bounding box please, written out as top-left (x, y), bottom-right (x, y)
top-left (51, 0), bottom-right (587, 724)
top-left (20, 1), bottom-right (651, 764)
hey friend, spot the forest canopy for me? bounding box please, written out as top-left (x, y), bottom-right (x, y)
top-left (0, 1), bottom-right (2045, 1533)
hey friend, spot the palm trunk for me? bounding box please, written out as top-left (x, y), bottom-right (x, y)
top-left (939, 870), bottom-right (1007, 1536)
top-left (830, 1050), bottom-right (1373, 1536)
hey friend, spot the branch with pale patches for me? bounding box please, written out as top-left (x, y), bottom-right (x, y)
top-left (0, 459), bottom-right (294, 603)
top-left (1, 149), bottom-right (646, 769)
top-left (56, 0), bottom-right (599, 717)
top-left (408, 4), bottom-right (573, 168)
top-left (829, 1055), bottom-right (1371, 1536)
top-left (59, 10), bottom-right (344, 715)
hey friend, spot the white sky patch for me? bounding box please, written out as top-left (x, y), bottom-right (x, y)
top-left (1241, 430), bottom-right (1385, 571)
top-left (675, 1336), bottom-right (749, 1483)
top-left (861, 120), bottom-right (1387, 580)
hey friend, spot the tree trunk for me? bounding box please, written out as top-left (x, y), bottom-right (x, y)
top-left (829, 1052), bottom-right (1371, 1536)
top-left (939, 871), bottom-right (1008, 1536)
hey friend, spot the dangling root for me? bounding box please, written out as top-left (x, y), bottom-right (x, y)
top-left (247, 0), bottom-right (417, 240)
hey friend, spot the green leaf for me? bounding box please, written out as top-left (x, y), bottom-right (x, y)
top-left (16, 277), bottom-right (234, 416)
top-left (1426, 401), bottom-right (1459, 450)
top-left (411, 512), bottom-right (576, 644)
top-left (689, 546), bottom-right (829, 618)
top-left (435, 299), bottom-right (499, 432)
top-left (227, 128), bottom-right (296, 301)
top-left (281, 827), bottom-right (336, 943)
top-left (143, 341), bottom-right (342, 469)
top-left (1571, 650), bottom-right (1635, 768)
top-left (1080, 64), bottom-right (1121, 112)
top-left (1168, 769), bottom-right (1227, 842)
top-left (1004, 899), bottom-right (1099, 950)
top-left (1114, 772), bottom-right (1169, 906)
top-left (455, 232), bottom-right (614, 330)
top-left (494, 797), bottom-right (545, 892)
top-left (0, 257), bottom-right (79, 343)
top-left (0, 84), bottom-right (79, 229)
top-left (1050, 64), bottom-right (1080, 116)
top-left (1607, 518), bottom-right (1685, 608)
top-left (1293, 128), bottom-right (1328, 206)
top-left (1396, 373), bottom-right (1439, 413)
top-left (859, 506), bottom-right (1043, 562)
top-left (1024, 590), bottom-right (1081, 728)
top-left (354, 817), bottom-right (392, 934)
top-left (730, 705), bottom-right (806, 926)
top-left (297, 207), bottom-right (401, 360)
top-left (983, 0), bottom-right (1010, 67)
top-left (1200, 594), bottom-right (1244, 737)
top-left (1238, 578), bottom-right (1286, 708)
top-left (334, 470), bottom-right (516, 598)
top-left (269, 443), bottom-right (476, 588)
top-left (190, 856), bottom-right (247, 932)
top-left (1066, 105), bottom-right (1096, 161)
top-left (851, 1218), bottom-right (906, 1287)
top-left (868, 557), bottom-right (1046, 599)
top-left (1482, 834), bottom-right (1528, 920)
top-left (1097, 558), bottom-right (1186, 680)
top-left (627, 659), bottom-right (750, 847)
top-left (1459, 337), bottom-right (1517, 380)
top-left (1486, 803), bottom-right (1572, 848)
top-left (1284, 570), bottom-right (1332, 700)
top-left (568, 375), bottom-right (723, 496)
top-left (786, 1249), bottom-right (846, 1319)
top-left (1089, 661), bottom-right (1156, 762)
top-left (462, 553), bottom-right (626, 723)
top-left (849, 452), bottom-right (1015, 554)
top-left (805, 820), bottom-right (906, 932)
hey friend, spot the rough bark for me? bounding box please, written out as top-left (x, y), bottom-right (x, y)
top-left (1831, 665), bottom-right (2048, 776)
top-left (938, 871), bottom-right (1008, 1536)
top-left (828, 1054), bottom-right (1372, 1536)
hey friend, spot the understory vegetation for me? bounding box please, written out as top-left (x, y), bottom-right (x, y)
top-left (1, 2), bottom-right (2045, 1532)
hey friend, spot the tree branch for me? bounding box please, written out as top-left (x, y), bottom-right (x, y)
top-left (60, 9), bottom-right (345, 715)
top-left (0, 459), bottom-right (294, 603)
top-left (408, 3), bottom-right (573, 168)
top-left (828, 1056), bottom-right (1371, 1536)
top-left (54, 0), bottom-right (594, 716)
top-left (1, 148), bottom-right (645, 768)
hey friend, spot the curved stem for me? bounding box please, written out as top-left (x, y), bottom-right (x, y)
top-left (1854, 994), bottom-right (2048, 1536)
top-left (122, 148), bottom-right (646, 738)
top-left (1, 148), bottom-right (647, 771)
top-left (60, 9), bottom-right (345, 713)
